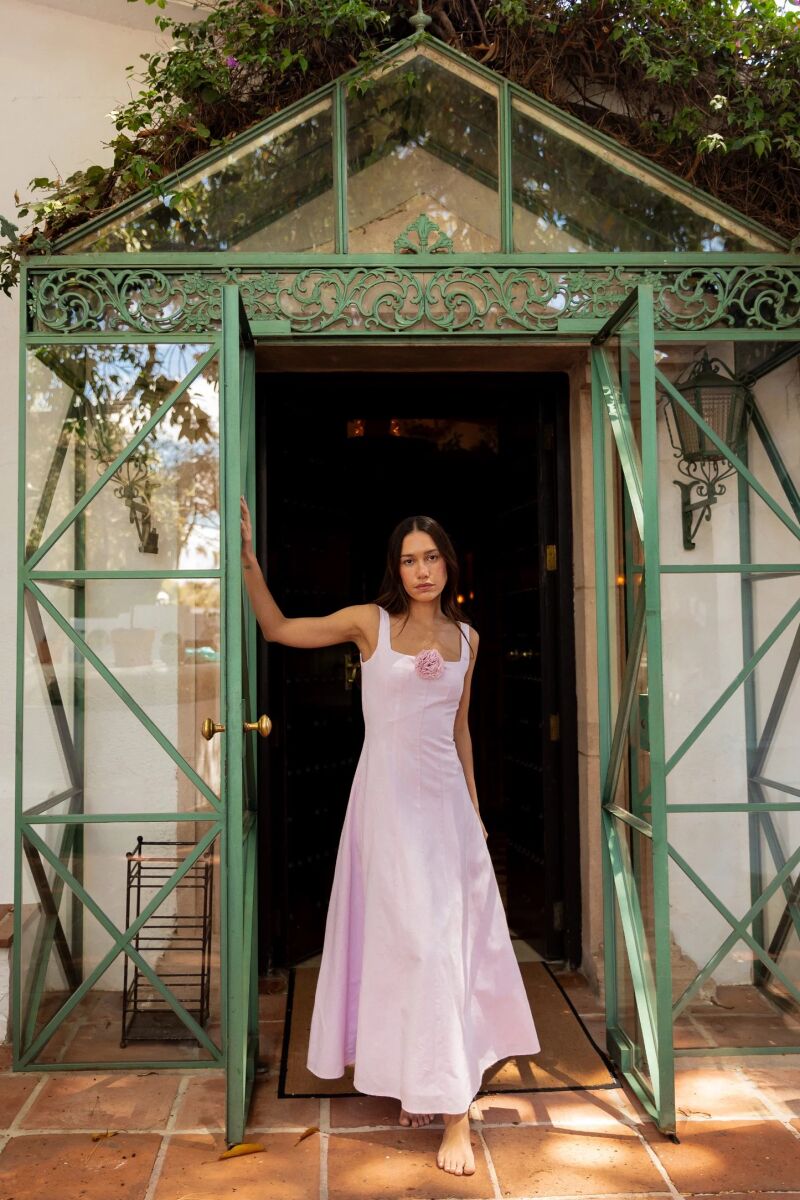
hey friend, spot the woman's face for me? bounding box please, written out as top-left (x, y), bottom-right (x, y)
top-left (399, 530), bottom-right (447, 603)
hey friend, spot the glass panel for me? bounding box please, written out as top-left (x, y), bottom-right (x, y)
top-left (602, 326), bottom-right (650, 829)
top-left (511, 98), bottom-right (753, 252)
top-left (22, 589), bottom-right (76, 814)
top-left (18, 821), bottom-right (80, 1059)
top-left (27, 344), bottom-right (219, 571)
top-left (347, 54), bottom-right (499, 252)
top-left (666, 811), bottom-right (800, 1048)
top-left (656, 339), bottom-right (800, 1049)
top-left (70, 102), bottom-right (334, 253)
top-left (596, 291), bottom-right (671, 1112)
top-left (656, 342), bottom-right (800, 566)
top-left (21, 824), bottom-right (221, 1065)
top-left (40, 578), bottom-right (221, 799)
top-left (614, 840), bottom-right (657, 1094)
top-left (23, 590), bottom-right (219, 813)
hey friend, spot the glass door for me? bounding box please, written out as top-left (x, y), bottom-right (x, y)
top-left (16, 276), bottom-right (262, 1145)
top-left (220, 287), bottom-right (263, 1144)
top-left (591, 285), bottom-right (676, 1134)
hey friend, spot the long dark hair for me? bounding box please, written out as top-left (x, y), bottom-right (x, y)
top-left (375, 515), bottom-right (473, 658)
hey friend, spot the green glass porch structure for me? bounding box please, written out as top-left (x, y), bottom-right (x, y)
top-left (14, 32), bottom-right (800, 1143)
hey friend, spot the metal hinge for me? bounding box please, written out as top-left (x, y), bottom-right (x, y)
top-left (549, 713), bottom-right (560, 742)
top-left (546, 544), bottom-right (557, 571)
top-left (553, 900), bottom-right (564, 931)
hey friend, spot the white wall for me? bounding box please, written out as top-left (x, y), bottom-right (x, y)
top-left (0, 0), bottom-right (172, 903)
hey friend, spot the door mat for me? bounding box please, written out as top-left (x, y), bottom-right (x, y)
top-left (277, 959), bottom-right (619, 1099)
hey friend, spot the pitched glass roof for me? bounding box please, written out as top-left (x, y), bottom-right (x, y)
top-left (65, 38), bottom-right (782, 254)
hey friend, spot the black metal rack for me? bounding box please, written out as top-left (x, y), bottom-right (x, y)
top-left (121, 837), bottom-right (214, 1046)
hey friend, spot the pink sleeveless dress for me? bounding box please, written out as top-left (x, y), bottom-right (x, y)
top-left (305, 604), bottom-right (541, 1113)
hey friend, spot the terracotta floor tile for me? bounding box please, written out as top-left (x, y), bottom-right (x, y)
top-left (327, 1127), bottom-right (490, 1198)
top-left (692, 1012), bottom-right (800, 1048)
top-left (0, 1132), bottom-right (161, 1200)
top-left (20, 1071), bottom-right (181, 1130)
top-left (27, 1012), bottom-right (80, 1064)
top-left (741, 1063), bottom-right (800, 1117)
top-left (473, 1086), bottom-right (638, 1128)
top-left (330, 1093), bottom-right (408, 1128)
top-left (643, 1119), bottom-right (800, 1192)
top-left (485, 1123), bottom-right (663, 1197)
top-left (249, 1077), bottom-right (321, 1131)
top-left (174, 1073), bottom-right (227, 1129)
top-left (553, 971), bottom-right (594, 998)
top-left (259, 989), bottom-right (288, 1020)
top-left (257, 1020), bottom-right (286, 1071)
top-left (260, 969), bottom-right (290, 995)
top-left (711, 985), bottom-right (794, 1015)
top-left (175, 1072), bottom-right (320, 1132)
top-left (60, 1020), bottom-right (218, 1064)
top-left (153, 1131), bottom-right (318, 1200)
top-left (0, 1074), bottom-right (40, 1128)
top-left (672, 1064), bottom-right (770, 1119)
top-left (673, 1019), bottom-right (709, 1049)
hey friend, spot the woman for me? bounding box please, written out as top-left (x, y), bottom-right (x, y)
top-left (240, 499), bottom-right (540, 1177)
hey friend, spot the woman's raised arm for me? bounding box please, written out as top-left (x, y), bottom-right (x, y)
top-left (240, 496), bottom-right (374, 651)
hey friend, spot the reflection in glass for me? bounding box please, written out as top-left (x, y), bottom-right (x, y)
top-left (20, 824), bottom-right (221, 1064)
top-left (347, 55), bottom-right (499, 252)
top-left (512, 100), bottom-right (751, 252)
top-left (22, 590), bottom-right (76, 816)
top-left (24, 581), bottom-right (221, 810)
top-left (656, 341), bottom-right (800, 1037)
top-left (26, 344), bottom-right (219, 571)
top-left (71, 102), bottom-right (334, 252)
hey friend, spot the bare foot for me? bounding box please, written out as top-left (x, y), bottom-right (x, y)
top-left (399, 1104), bottom-right (435, 1127)
top-left (437, 1110), bottom-right (475, 1175)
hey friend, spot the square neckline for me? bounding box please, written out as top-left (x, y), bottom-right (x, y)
top-left (383, 605), bottom-right (467, 665)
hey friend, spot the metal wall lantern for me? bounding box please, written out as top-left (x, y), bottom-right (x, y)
top-left (664, 351), bottom-right (753, 550)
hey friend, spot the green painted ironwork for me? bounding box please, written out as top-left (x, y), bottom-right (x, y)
top-left (592, 285), bottom-right (800, 1133)
top-left (14, 280), bottom-right (235, 1091)
top-left (592, 285), bottom-right (677, 1136)
top-left (393, 215), bottom-right (454, 254)
top-left (221, 286), bottom-right (259, 1145)
top-left (25, 259), bottom-right (800, 337)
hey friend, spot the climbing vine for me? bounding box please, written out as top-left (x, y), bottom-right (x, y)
top-left (2, 0), bottom-right (799, 293)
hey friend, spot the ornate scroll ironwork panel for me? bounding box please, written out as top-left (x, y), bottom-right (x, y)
top-left (28, 263), bottom-right (800, 336)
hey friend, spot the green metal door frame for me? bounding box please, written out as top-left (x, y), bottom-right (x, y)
top-left (222, 286), bottom-right (260, 1143)
top-left (591, 285), bottom-right (676, 1133)
top-left (14, 277), bottom-right (262, 1144)
top-left (14, 253), bottom-right (800, 1144)
top-left (590, 283), bottom-right (800, 1138)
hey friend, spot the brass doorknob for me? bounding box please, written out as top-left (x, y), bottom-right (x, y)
top-left (201, 717), bottom-right (226, 741)
top-left (244, 714), bottom-right (272, 738)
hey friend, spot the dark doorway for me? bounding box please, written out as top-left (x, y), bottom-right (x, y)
top-left (254, 373), bottom-right (580, 974)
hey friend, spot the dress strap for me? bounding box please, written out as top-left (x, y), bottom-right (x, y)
top-left (377, 605), bottom-right (389, 651)
top-left (459, 621), bottom-right (470, 663)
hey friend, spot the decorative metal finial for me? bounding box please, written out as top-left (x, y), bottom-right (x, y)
top-left (409, 0), bottom-right (432, 32)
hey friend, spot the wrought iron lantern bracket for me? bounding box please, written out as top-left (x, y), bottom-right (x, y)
top-left (663, 351), bottom-right (753, 551)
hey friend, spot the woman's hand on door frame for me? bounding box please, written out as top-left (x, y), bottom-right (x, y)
top-left (240, 495), bottom-right (254, 561)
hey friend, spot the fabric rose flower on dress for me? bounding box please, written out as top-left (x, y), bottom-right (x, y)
top-left (414, 647), bottom-right (444, 679)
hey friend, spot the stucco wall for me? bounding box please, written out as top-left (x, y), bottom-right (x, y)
top-left (0, 0), bottom-right (168, 903)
